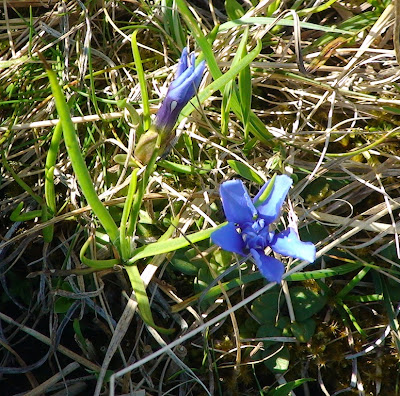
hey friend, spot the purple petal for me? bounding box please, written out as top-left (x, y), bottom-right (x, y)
top-left (190, 53), bottom-right (196, 68)
top-left (175, 48), bottom-right (188, 78)
top-left (168, 60), bottom-right (205, 103)
top-left (191, 60), bottom-right (206, 91)
top-left (270, 227), bottom-right (316, 262)
top-left (211, 223), bottom-right (246, 255)
top-left (250, 248), bottom-right (284, 283)
top-left (155, 60), bottom-right (205, 132)
top-left (169, 62), bottom-right (195, 91)
top-left (253, 175), bottom-right (293, 223)
top-left (220, 180), bottom-right (257, 225)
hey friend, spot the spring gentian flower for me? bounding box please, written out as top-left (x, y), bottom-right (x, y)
top-left (155, 47), bottom-right (206, 133)
top-left (135, 49), bottom-right (205, 164)
top-left (211, 175), bottom-right (316, 283)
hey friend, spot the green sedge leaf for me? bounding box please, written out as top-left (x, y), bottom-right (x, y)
top-left (225, 0), bottom-right (245, 21)
top-left (254, 173), bottom-right (277, 207)
top-left (127, 224), bottom-right (224, 265)
top-left (125, 265), bottom-right (175, 335)
top-left (227, 160), bottom-right (264, 184)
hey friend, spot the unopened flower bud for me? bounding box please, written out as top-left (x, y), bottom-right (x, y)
top-left (134, 49), bottom-right (205, 164)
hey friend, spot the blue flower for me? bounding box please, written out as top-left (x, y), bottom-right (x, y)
top-left (211, 175), bottom-right (316, 283)
top-left (155, 48), bottom-right (206, 133)
top-left (134, 48), bottom-right (206, 164)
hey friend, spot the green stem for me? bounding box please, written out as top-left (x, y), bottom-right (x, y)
top-left (127, 133), bottom-right (162, 237)
top-left (43, 121), bottom-right (63, 242)
top-left (120, 168), bottom-right (139, 261)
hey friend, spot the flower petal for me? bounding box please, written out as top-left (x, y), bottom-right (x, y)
top-left (253, 175), bottom-right (293, 223)
top-left (155, 59), bottom-right (205, 132)
top-left (270, 227), bottom-right (316, 262)
top-left (250, 248), bottom-right (284, 283)
top-left (191, 60), bottom-right (206, 91)
top-left (220, 180), bottom-right (257, 225)
top-left (175, 47), bottom-right (188, 78)
top-left (211, 223), bottom-right (245, 255)
top-left (169, 62), bottom-right (195, 91)
top-left (170, 61), bottom-right (205, 101)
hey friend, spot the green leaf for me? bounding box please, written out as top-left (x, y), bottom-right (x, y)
top-left (267, 378), bottom-right (315, 396)
top-left (43, 121), bottom-right (63, 242)
top-left (297, 0), bottom-right (342, 17)
top-left (263, 345), bottom-right (290, 374)
top-left (225, 0), bottom-right (245, 21)
top-left (383, 106), bottom-right (400, 115)
top-left (252, 288), bottom-right (284, 323)
top-left (113, 154), bottom-right (137, 167)
top-left (120, 168), bottom-right (139, 260)
top-left (54, 283), bottom-right (74, 313)
top-left (219, 17), bottom-right (353, 34)
top-left (73, 319), bottom-right (89, 352)
top-left (170, 257), bottom-right (199, 276)
top-left (10, 202), bottom-right (42, 222)
top-left (339, 302), bottom-right (367, 337)
top-left (266, 0), bottom-right (280, 17)
top-left (256, 324), bottom-right (282, 348)
top-left (117, 99), bottom-right (141, 127)
top-left (380, 276), bottom-right (400, 351)
top-left (336, 266), bottom-right (370, 300)
top-left (125, 265), bottom-right (175, 335)
top-left (290, 318), bottom-right (316, 342)
top-left (54, 296), bottom-right (74, 314)
top-left (0, 55), bottom-right (28, 69)
top-left (80, 237), bottom-right (120, 269)
top-left (161, 0), bottom-right (185, 48)
top-left (158, 159), bottom-right (209, 175)
top-left (286, 262), bottom-right (363, 281)
top-left (227, 160), bottom-right (264, 184)
top-left (254, 173), bottom-right (277, 207)
top-left (238, 28), bottom-right (251, 140)
top-left (290, 287), bottom-right (327, 321)
top-left (221, 79), bottom-right (234, 137)
top-left (128, 132), bottom-right (161, 235)
top-left (212, 249), bottom-right (233, 269)
top-left (43, 56), bottom-right (119, 245)
top-left (127, 224), bottom-right (224, 265)
top-left (131, 30), bottom-right (150, 130)
top-left (312, 11), bottom-right (379, 49)
top-left (2, 155), bottom-right (43, 206)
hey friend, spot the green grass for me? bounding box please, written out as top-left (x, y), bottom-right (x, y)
top-left (1, 0), bottom-right (400, 395)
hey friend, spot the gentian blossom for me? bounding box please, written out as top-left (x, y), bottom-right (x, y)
top-left (211, 175), bottom-right (316, 283)
top-left (155, 47), bottom-right (206, 133)
top-left (135, 48), bottom-right (205, 164)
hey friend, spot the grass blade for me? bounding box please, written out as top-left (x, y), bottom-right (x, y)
top-left (41, 54), bottom-right (120, 245)
top-left (127, 224), bottom-right (224, 265)
top-left (125, 264), bottom-right (175, 334)
top-left (131, 30), bottom-right (151, 130)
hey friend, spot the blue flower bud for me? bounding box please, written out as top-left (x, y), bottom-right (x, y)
top-left (134, 49), bottom-right (205, 164)
top-left (154, 48), bottom-right (206, 133)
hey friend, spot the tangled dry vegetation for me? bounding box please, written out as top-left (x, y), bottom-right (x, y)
top-left (1, 1), bottom-right (400, 395)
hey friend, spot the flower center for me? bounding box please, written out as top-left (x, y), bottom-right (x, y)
top-left (241, 219), bottom-right (271, 250)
